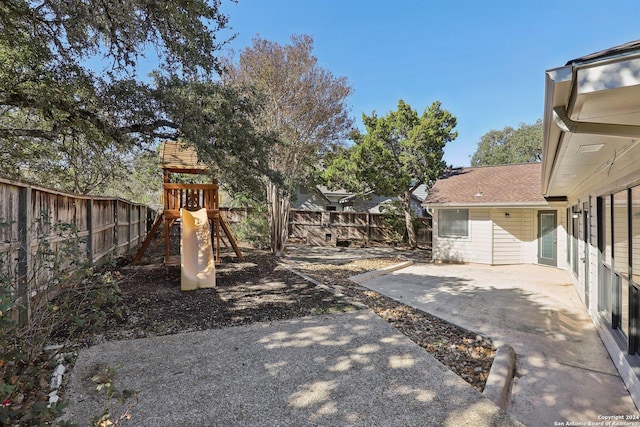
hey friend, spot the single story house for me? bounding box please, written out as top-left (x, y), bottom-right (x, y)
top-left (543, 39), bottom-right (640, 406)
top-left (423, 163), bottom-right (568, 267)
top-left (294, 184), bottom-right (427, 216)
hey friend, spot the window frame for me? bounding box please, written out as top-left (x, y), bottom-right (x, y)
top-left (438, 208), bottom-right (470, 238)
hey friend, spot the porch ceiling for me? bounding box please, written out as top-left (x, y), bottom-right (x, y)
top-left (543, 52), bottom-right (640, 198)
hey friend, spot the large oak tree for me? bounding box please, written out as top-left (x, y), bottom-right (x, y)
top-left (223, 35), bottom-right (354, 255)
top-left (470, 119), bottom-right (542, 166)
top-left (0, 0), bottom-right (271, 195)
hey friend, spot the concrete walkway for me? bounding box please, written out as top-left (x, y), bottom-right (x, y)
top-left (62, 310), bottom-right (517, 426)
top-left (358, 263), bottom-right (639, 425)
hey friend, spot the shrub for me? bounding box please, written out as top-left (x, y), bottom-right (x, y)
top-left (235, 204), bottom-right (270, 249)
top-left (0, 213), bottom-right (129, 425)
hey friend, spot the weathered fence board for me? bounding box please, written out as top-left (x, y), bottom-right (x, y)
top-left (220, 207), bottom-right (432, 248)
top-left (0, 178), bottom-right (152, 321)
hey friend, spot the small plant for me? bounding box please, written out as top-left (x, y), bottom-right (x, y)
top-left (236, 203), bottom-right (270, 249)
top-left (379, 202), bottom-right (407, 243)
top-left (91, 365), bottom-right (138, 427)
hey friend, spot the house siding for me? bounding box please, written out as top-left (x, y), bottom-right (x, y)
top-left (522, 209), bottom-right (537, 264)
top-left (293, 192), bottom-right (329, 211)
top-left (492, 208), bottom-right (524, 264)
top-left (433, 208), bottom-right (491, 264)
top-left (469, 209), bottom-right (492, 264)
top-left (433, 207), bottom-right (565, 266)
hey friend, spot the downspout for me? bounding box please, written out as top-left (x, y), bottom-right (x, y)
top-left (425, 206), bottom-right (435, 257)
top-left (425, 206), bottom-right (434, 218)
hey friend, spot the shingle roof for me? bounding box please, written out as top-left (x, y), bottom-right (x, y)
top-left (423, 163), bottom-right (546, 206)
top-left (566, 39), bottom-right (640, 65)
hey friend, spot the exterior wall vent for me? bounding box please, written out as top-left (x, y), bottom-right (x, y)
top-left (577, 144), bottom-right (604, 153)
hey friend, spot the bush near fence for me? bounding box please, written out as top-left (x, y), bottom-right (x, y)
top-left (0, 177), bottom-right (153, 322)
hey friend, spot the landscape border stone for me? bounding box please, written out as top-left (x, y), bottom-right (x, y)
top-left (346, 259), bottom-right (519, 417)
top-left (482, 344), bottom-right (517, 411)
top-left (349, 260), bottom-right (414, 283)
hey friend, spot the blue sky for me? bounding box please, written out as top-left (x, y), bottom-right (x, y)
top-left (217, 0), bottom-right (640, 167)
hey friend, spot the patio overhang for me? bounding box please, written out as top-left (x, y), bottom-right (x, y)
top-left (542, 44), bottom-right (640, 199)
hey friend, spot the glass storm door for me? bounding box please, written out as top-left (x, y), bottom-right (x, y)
top-left (538, 211), bottom-right (557, 266)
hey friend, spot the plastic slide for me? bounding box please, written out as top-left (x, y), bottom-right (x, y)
top-left (180, 208), bottom-right (216, 291)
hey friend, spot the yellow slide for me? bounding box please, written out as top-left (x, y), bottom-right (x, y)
top-left (180, 208), bottom-right (216, 291)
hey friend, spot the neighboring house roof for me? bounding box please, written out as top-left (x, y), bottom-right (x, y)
top-left (423, 163), bottom-right (547, 206)
top-left (315, 185), bottom-right (353, 199)
top-left (412, 184), bottom-right (428, 201)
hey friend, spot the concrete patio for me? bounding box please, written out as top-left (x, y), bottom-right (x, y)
top-left (61, 310), bottom-right (517, 426)
top-left (358, 262), bottom-right (639, 425)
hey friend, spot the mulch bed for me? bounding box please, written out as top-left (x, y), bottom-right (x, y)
top-left (101, 247), bottom-right (495, 391)
top-left (2, 245), bottom-right (497, 424)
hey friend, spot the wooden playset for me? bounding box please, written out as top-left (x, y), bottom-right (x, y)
top-left (131, 141), bottom-right (242, 265)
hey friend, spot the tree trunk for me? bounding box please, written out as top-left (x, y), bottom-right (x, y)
top-left (266, 181), bottom-right (291, 256)
top-left (400, 190), bottom-right (417, 248)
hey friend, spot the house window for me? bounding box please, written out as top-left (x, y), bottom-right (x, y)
top-left (572, 205), bottom-right (579, 277)
top-left (326, 205), bottom-right (337, 211)
top-left (598, 189), bottom-right (640, 355)
top-left (599, 196), bottom-right (612, 319)
top-left (438, 209), bottom-right (469, 238)
top-left (613, 190), bottom-right (629, 336)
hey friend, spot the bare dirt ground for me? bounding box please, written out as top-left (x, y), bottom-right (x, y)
top-left (96, 245), bottom-right (496, 392)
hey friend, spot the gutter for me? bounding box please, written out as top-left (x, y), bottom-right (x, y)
top-left (542, 66), bottom-right (572, 196)
top-left (542, 52), bottom-right (640, 196)
top-left (553, 106), bottom-right (640, 139)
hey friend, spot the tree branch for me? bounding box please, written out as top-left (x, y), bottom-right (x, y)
top-left (0, 125), bottom-right (62, 140)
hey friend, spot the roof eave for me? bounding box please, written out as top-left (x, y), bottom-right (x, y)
top-left (423, 201), bottom-right (556, 209)
top-left (542, 65), bottom-right (573, 197)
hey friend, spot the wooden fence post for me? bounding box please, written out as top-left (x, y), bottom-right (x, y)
top-left (127, 203), bottom-right (132, 252)
top-left (139, 205), bottom-right (144, 244)
top-left (86, 198), bottom-right (94, 264)
top-left (113, 200), bottom-right (119, 256)
top-left (16, 185), bottom-right (31, 324)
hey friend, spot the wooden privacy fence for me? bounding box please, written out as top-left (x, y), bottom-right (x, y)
top-left (290, 210), bottom-right (389, 245)
top-left (220, 208), bottom-right (432, 247)
top-left (0, 177), bottom-right (152, 321)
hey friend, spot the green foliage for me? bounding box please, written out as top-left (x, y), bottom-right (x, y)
top-left (470, 119), bottom-right (543, 166)
top-left (0, 0), bottom-right (273, 200)
top-left (100, 148), bottom-right (163, 204)
top-left (91, 365), bottom-right (138, 427)
top-left (324, 99), bottom-right (456, 247)
top-left (235, 204), bottom-right (271, 250)
top-left (325, 100), bottom-right (457, 195)
top-left (0, 213), bottom-right (127, 425)
top-left (162, 79), bottom-right (276, 199)
top-left (379, 201), bottom-right (429, 245)
top-left (378, 202), bottom-right (406, 243)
